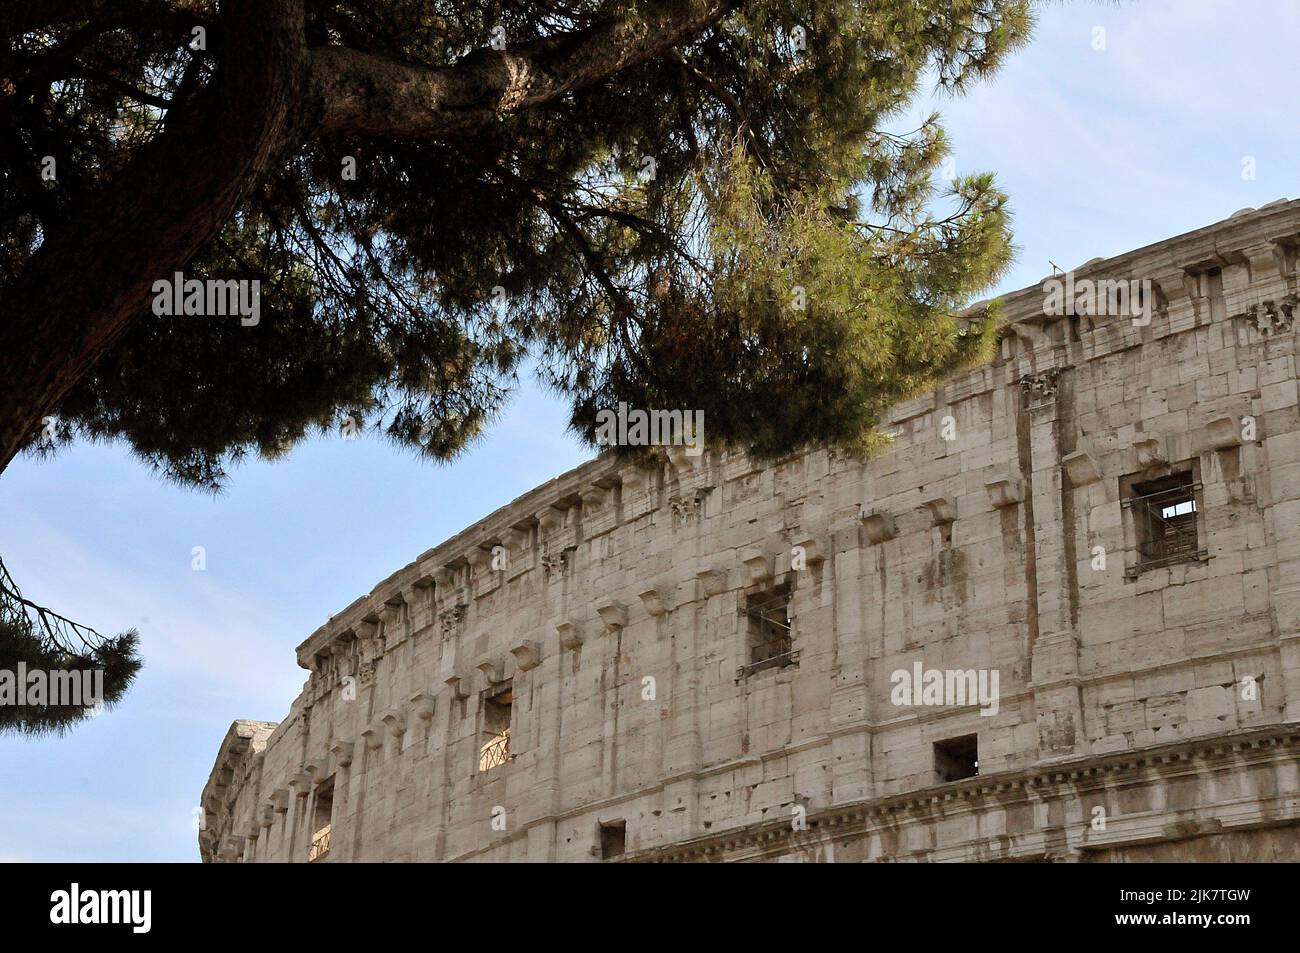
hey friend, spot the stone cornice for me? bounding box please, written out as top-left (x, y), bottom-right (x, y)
top-left (205, 197), bottom-right (1300, 863)
top-left (198, 720), bottom-right (278, 863)
top-left (621, 724), bottom-right (1300, 863)
top-left (983, 197), bottom-right (1300, 328)
top-left (291, 200), bottom-right (1300, 682)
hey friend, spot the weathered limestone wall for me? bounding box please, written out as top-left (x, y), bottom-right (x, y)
top-left (201, 200), bottom-right (1300, 863)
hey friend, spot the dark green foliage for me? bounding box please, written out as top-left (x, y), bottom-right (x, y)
top-left (4, 0), bottom-right (1034, 486)
top-left (0, 559), bottom-right (141, 736)
top-left (0, 624), bottom-right (141, 736)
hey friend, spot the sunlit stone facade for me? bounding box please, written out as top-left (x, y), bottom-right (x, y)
top-left (202, 201), bottom-right (1300, 863)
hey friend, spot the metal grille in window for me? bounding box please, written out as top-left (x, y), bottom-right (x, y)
top-left (1123, 474), bottom-right (1205, 575)
top-left (308, 778), bottom-right (334, 862)
top-left (308, 824), bottom-right (331, 862)
top-left (479, 728), bottom-right (511, 771)
top-left (742, 584), bottom-right (795, 675)
top-left (478, 686), bottom-right (513, 772)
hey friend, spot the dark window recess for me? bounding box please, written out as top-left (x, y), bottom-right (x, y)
top-left (934, 735), bottom-right (979, 783)
top-left (478, 684), bottom-right (513, 772)
top-left (1124, 471), bottom-right (1203, 576)
top-left (308, 777), bottom-right (334, 862)
top-left (743, 583), bottom-right (795, 675)
top-left (599, 820), bottom-right (626, 859)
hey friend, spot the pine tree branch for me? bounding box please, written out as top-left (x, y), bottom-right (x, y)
top-left (0, 557), bottom-right (101, 654)
top-left (310, 0), bottom-right (741, 138)
top-left (0, 0), bottom-right (310, 471)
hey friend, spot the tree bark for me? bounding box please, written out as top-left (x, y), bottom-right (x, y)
top-left (0, 0), bottom-right (739, 474)
top-left (312, 0), bottom-right (738, 138)
top-left (0, 0), bottom-right (310, 472)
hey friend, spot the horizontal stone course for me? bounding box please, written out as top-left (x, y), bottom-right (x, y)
top-left (202, 200), bottom-right (1300, 863)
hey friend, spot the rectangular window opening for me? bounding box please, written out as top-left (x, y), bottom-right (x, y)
top-left (478, 683), bottom-right (513, 772)
top-left (934, 734), bottom-right (979, 784)
top-left (599, 820), bottom-right (626, 860)
top-left (1125, 470), bottom-right (1202, 575)
top-left (743, 582), bottom-right (795, 675)
top-left (308, 776), bottom-right (334, 862)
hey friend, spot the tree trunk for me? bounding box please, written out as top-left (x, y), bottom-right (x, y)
top-left (0, 0), bottom-right (309, 474)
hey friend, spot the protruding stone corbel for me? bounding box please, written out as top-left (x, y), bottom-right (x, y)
top-left (1133, 435), bottom-right (1167, 468)
top-left (361, 723), bottom-right (385, 749)
top-left (536, 506), bottom-right (564, 534)
top-left (695, 566), bottom-right (727, 597)
top-left (1239, 240), bottom-right (1282, 284)
top-left (984, 476), bottom-right (1023, 509)
top-left (382, 708), bottom-right (408, 738)
top-left (502, 527), bottom-right (529, 554)
top-left (444, 672), bottom-right (470, 700)
top-left (329, 633), bottom-right (356, 662)
top-left (510, 640), bottom-right (542, 672)
top-left (477, 657), bottom-right (506, 688)
top-left (329, 740), bottom-right (354, 767)
top-left (379, 598), bottom-right (404, 629)
top-left (923, 496), bottom-right (957, 525)
top-left (1062, 449), bottom-right (1101, 487)
top-left (579, 486), bottom-right (608, 511)
top-left (409, 691), bottom-right (436, 722)
top-left (269, 788), bottom-right (289, 814)
top-left (288, 769), bottom-right (313, 796)
top-left (621, 465), bottom-right (648, 494)
top-left (791, 536), bottom-right (825, 566)
top-left (638, 587), bottom-right (669, 617)
top-left (742, 551), bottom-right (774, 585)
top-left (862, 511), bottom-right (898, 544)
top-left (596, 603), bottom-right (627, 632)
top-left (466, 547), bottom-right (492, 577)
top-left (1206, 414), bottom-right (1243, 449)
top-left (258, 804), bottom-right (276, 828)
top-left (1269, 236), bottom-right (1298, 285)
top-left (556, 621), bottom-right (584, 650)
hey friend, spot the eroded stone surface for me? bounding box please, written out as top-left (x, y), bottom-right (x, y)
top-left (201, 201), bottom-right (1300, 863)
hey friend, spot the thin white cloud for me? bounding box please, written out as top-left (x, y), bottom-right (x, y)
top-left (0, 509), bottom-right (305, 710)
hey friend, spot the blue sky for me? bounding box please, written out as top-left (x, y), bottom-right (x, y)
top-left (2, 0), bottom-right (1297, 862)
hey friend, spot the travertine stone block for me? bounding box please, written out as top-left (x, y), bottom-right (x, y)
top-left (694, 567), bottom-right (727, 597)
top-left (862, 511), bottom-right (898, 543)
top-left (637, 588), bottom-right (669, 617)
top-left (924, 496), bottom-right (957, 524)
top-left (203, 203), bottom-right (1300, 864)
top-left (1063, 449), bottom-right (1101, 486)
top-left (510, 641), bottom-right (542, 672)
top-left (596, 603), bottom-right (627, 632)
top-left (985, 476), bottom-right (1024, 508)
top-left (556, 621), bottom-right (584, 649)
top-left (330, 740), bottom-right (354, 766)
top-left (476, 658), bottom-right (505, 686)
top-left (1206, 414), bottom-right (1243, 449)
